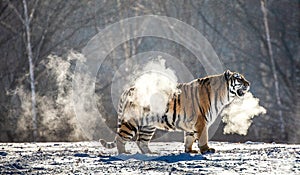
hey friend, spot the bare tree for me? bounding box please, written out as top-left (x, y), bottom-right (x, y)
top-left (0, 0), bottom-right (103, 141)
top-left (261, 0), bottom-right (284, 135)
top-left (22, 0), bottom-right (38, 142)
top-left (7, 0), bottom-right (38, 141)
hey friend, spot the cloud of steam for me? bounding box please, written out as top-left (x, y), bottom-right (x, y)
top-left (12, 51), bottom-right (86, 141)
top-left (221, 92), bottom-right (267, 135)
top-left (40, 52), bottom-right (86, 140)
top-left (130, 58), bottom-right (179, 116)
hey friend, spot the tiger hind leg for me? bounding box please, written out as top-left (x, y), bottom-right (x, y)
top-left (117, 119), bottom-right (138, 154)
top-left (136, 126), bottom-right (156, 154)
top-left (115, 135), bottom-right (129, 154)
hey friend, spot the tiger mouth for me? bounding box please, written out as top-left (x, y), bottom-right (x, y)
top-left (237, 89), bottom-right (246, 97)
top-left (237, 85), bottom-right (250, 97)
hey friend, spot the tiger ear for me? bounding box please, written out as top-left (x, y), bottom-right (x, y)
top-left (224, 70), bottom-right (232, 80)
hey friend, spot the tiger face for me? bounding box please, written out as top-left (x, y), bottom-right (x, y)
top-left (225, 70), bottom-right (250, 98)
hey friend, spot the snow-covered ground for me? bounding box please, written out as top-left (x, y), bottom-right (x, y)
top-left (0, 141), bottom-right (299, 174)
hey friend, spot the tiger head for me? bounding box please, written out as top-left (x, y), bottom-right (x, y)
top-left (225, 70), bottom-right (250, 98)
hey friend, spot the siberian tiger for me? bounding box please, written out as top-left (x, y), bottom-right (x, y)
top-left (100, 70), bottom-right (250, 154)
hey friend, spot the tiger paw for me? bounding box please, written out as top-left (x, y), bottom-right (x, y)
top-left (119, 151), bottom-right (131, 154)
top-left (199, 144), bottom-right (215, 154)
top-left (200, 148), bottom-right (215, 154)
top-left (185, 149), bottom-right (199, 154)
top-left (150, 150), bottom-right (160, 154)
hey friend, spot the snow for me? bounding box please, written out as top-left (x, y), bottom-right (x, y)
top-left (0, 141), bottom-right (299, 174)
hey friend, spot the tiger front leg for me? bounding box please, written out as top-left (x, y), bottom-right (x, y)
top-left (197, 124), bottom-right (215, 154)
top-left (184, 132), bottom-right (198, 153)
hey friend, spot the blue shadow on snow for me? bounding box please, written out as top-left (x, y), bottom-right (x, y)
top-left (99, 153), bottom-right (207, 163)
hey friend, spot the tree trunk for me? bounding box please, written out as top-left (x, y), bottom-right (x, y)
top-left (23, 0), bottom-right (38, 142)
top-left (261, 0), bottom-right (284, 138)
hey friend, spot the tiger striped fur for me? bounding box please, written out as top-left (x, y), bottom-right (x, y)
top-left (100, 70), bottom-right (250, 154)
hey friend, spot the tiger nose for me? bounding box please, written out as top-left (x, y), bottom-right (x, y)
top-left (243, 85), bottom-right (249, 91)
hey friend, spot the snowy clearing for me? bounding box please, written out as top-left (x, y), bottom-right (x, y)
top-left (0, 141), bottom-right (299, 174)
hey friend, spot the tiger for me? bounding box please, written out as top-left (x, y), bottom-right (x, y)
top-left (100, 70), bottom-right (250, 154)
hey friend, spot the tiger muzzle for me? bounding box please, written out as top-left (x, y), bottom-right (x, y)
top-left (242, 85), bottom-right (250, 91)
top-left (237, 85), bottom-right (250, 97)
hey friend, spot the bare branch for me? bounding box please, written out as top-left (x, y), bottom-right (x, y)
top-left (29, 0), bottom-right (39, 22)
top-left (6, 0), bottom-right (25, 24)
top-left (0, 20), bottom-right (17, 34)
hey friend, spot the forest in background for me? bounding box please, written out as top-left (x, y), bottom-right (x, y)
top-left (0, 0), bottom-right (299, 143)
